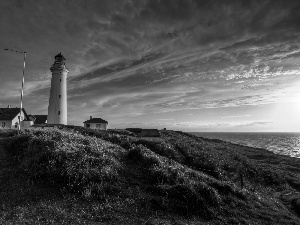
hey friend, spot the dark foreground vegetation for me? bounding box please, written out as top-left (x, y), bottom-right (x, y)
top-left (1, 128), bottom-right (300, 224)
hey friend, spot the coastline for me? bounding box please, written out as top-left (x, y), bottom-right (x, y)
top-left (191, 132), bottom-right (300, 158)
top-left (192, 133), bottom-right (300, 209)
top-left (194, 134), bottom-right (300, 175)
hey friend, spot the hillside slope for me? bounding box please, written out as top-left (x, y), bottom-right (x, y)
top-left (1, 128), bottom-right (300, 224)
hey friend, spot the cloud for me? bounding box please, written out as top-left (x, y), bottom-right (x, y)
top-left (235, 121), bottom-right (273, 127)
top-left (221, 115), bottom-right (251, 119)
top-left (1, 0), bottom-right (300, 131)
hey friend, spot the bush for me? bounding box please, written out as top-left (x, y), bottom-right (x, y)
top-left (291, 198), bottom-right (300, 215)
top-left (6, 129), bottom-right (126, 198)
top-left (0, 128), bottom-right (18, 137)
top-left (6, 134), bottom-right (31, 160)
top-left (147, 183), bottom-right (219, 218)
top-left (125, 128), bottom-right (142, 134)
top-left (131, 139), bottom-right (184, 163)
top-left (127, 144), bottom-right (162, 168)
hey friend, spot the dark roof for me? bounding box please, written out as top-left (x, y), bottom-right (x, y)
top-left (0, 108), bottom-right (28, 120)
top-left (83, 118), bottom-right (108, 124)
top-left (33, 115), bottom-right (47, 124)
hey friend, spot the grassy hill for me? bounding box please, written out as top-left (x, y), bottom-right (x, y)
top-left (1, 128), bottom-right (300, 224)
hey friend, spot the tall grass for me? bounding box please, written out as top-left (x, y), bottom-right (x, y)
top-left (126, 143), bottom-right (248, 218)
top-left (7, 129), bottom-right (126, 198)
top-left (3, 127), bottom-right (299, 224)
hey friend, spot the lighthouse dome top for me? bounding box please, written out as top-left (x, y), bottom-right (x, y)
top-left (54, 52), bottom-right (66, 61)
top-left (51, 52), bottom-right (68, 72)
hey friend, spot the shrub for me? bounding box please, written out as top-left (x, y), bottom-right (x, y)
top-left (131, 139), bottom-right (184, 163)
top-left (148, 183), bottom-right (219, 218)
top-left (291, 198), bottom-right (300, 215)
top-left (6, 134), bottom-right (31, 160)
top-left (125, 128), bottom-right (142, 134)
top-left (0, 128), bottom-right (18, 137)
top-left (6, 129), bottom-right (125, 198)
top-left (127, 144), bottom-right (162, 168)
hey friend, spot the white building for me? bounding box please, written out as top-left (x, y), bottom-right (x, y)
top-left (0, 106), bottom-right (31, 129)
top-left (47, 53), bottom-right (68, 125)
top-left (83, 116), bottom-right (108, 130)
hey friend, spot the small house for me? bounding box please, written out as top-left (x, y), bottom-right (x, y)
top-left (83, 116), bottom-right (108, 130)
top-left (0, 106), bottom-right (30, 129)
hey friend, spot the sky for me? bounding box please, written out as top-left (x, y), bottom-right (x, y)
top-left (1, 0), bottom-right (300, 132)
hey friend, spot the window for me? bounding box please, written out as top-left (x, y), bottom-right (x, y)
top-left (59, 95), bottom-right (61, 98)
top-left (86, 124), bottom-right (90, 128)
top-left (1, 122), bottom-right (5, 128)
top-left (58, 111), bottom-right (60, 115)
top-left (15, 122), bottom-right (18, 128)
top-left (96, 124), bottom-right (101, 129)
top-left (60, 79), bottom-right (61, 82)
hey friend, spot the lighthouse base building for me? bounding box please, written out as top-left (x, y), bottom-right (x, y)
top-left (47, 53), bottom-right (68, 125)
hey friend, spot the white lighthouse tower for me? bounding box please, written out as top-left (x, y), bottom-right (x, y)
top-left (47, 53), bottom-right (68, 125)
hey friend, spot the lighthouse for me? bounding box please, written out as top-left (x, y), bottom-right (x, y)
top-left (47, 53), bottom-right (68, 125)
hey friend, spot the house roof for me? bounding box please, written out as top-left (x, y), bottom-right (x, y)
top-left (0, 108), bottom-right (28, 120)
top-left (33, 115), bottom-right (47, 124)
top-left (83, 118), bottom-right (108, 124)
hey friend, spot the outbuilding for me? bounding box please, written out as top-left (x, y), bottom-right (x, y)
top-left (83, 116), bottom-right (108, 130)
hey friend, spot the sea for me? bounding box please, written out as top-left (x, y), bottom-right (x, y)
top-left (191, 132), bottom-right (300, 158)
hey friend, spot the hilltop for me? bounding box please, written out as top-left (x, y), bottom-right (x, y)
top-left (1, 128), bottom-right (300, 224)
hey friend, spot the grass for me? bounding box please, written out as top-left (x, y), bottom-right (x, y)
top-left (0, 127), bottom-right (300, 224)
top-left (0, 127), bottom-right (18, 137)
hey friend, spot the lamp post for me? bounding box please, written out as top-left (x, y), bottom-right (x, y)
top-left (3, 49), bottom-right (27, 131)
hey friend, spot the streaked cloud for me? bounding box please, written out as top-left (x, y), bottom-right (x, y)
top-left (1, 0), bottom-right (300, 131)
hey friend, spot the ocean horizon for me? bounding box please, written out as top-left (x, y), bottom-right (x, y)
top-left (190, 132), bottom-right (300, 158)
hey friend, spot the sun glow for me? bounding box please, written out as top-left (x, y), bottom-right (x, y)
top-left (272, 80), bottom-right (300, 132)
